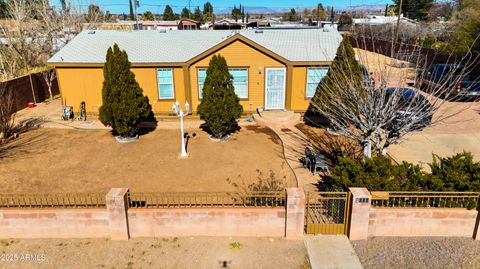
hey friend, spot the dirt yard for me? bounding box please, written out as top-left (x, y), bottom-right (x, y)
top-left (353, 237), bottom-right (480, 269)
top-left (0, 125), bottom-right (295, 193)
top-left (0, 237), bottom-right (310, 269)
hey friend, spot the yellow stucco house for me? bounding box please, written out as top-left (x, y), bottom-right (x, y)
top-left (47, 29), bottom-right (342, 115)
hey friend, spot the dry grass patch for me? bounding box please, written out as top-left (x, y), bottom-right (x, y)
top-left (0, 125), bottom-right (295, 193)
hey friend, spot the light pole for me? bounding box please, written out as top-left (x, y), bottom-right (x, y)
top-left (172, 101), bottom-right (190, 159)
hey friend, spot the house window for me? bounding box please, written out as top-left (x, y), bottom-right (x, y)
top-left (197, 68), bottom-right (249, 99)
top-left (306, 67), bottom-right (329, 98)
top-left (157, 68), bottom-right (174, 99)
top-left (197, 68), bottom-right (207, 98)
top-left (230, 68), bottom-right (248, 99)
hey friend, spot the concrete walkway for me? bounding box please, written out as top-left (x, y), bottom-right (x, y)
top-left (254, 111), bottom-right (320, 191)
top-left (304, 235), bottom-right (364, 269)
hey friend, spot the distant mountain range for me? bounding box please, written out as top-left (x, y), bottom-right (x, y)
top-left (215, 4), bottom-right (386, 15)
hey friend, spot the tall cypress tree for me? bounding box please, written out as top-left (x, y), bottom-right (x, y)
top-left (163, 5), bottom-right (176, 20)
top-left (198, 55), bottom-right (243, 139)
top-left (310, 35), bottom-right (363, 113)
top-left (0, 0), bottom-right (8, 19)
top-left (192, 6), bottom-right (204, 22)
top-left (99, 44), bottom-right (152, 138)
top-left (181, 7), bottom-right (190, 19)
top-left (129, 0), bottom-right (134, 20)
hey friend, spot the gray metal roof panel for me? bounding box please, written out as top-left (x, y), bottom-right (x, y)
top-left (47, 29), bottom-right (342, 64)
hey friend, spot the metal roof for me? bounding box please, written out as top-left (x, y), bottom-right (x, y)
top-left (47, 29), bottom-right (342, 65)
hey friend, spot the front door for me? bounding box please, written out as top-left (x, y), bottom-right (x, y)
top-left (265, 68), bottom-right (286, 110)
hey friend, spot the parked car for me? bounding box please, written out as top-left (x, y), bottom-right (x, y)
top-left (385, 88), bottom-right (433, 131)
top-left (419, 64), bottom-right (480, 97)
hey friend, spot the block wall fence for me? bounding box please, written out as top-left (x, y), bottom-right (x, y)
top-left (0, 188), bottom-right (304, 240)
top-left (348, 188), bottom-right (480, 241)
top-left (0, 187), bottom-right (478, 240)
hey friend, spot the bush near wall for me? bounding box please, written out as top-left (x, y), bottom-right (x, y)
top-left (323, 152), bottom-right (480, 192)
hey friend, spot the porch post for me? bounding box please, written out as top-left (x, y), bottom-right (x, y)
top-left (474, 203), bottom-right (480, 240)
top-left (285, 65), bottom-right (293, 110)
top-left (182, 65), bottom-right (192, 112)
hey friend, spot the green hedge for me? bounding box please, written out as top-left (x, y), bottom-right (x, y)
top-left (324, 152), bottom-right (480, 192)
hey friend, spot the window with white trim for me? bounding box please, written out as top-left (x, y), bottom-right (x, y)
top-left (157, 68), bottom-right (174, 99)
top-left (197, 68), bottom-right (207, 98)
top-left (197, 68), bottom-right (249, 99)
top-left (230, 68), bottom-right (248, 99)
top-left (306, 67), bottom-right (329, 98)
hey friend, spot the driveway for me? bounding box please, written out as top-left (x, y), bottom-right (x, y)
top-left (389, 101), bottom-right (480, 168)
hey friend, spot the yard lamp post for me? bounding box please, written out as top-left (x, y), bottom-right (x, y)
top-left (172, 101), bottom-right (190, 159)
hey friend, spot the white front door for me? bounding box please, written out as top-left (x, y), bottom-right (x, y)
top-left (265, 68), bottom-right (286, 110)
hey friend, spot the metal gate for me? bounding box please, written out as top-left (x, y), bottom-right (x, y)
top-left (305, 192), bottom-right (351, 235)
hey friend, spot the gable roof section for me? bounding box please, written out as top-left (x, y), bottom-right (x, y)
top-left (48, 29), bottom-right (342, 67)
top-left (186, 34), bottom-right (289, 65)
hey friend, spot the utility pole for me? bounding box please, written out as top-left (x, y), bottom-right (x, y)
top-left (188, 0), bottom-right (192, 30)
top-left (134, 0), bottom-right (139, 29)
top-left (394, 0), bottom-right (403, 44)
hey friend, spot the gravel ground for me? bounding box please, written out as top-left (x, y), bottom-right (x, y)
top-left (0, 237), bottom-right (310, 269)
top-left (353, 237), bottom-right (480, 269)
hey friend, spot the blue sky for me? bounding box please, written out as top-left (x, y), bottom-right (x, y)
top-left (57, 0), bottom-right (394, 14)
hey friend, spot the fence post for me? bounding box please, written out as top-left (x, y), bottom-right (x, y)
top-left (474, 202), bottom-right (480, 240)
top-left (348, 188), bottom-right (372, 240)
top-left (285, 188), bottom-right (305, 240)
top-left (106, 188), bottom-right (130, 240)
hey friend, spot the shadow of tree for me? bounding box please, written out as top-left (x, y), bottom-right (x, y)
top-left (199, 121), bottom-right (241, 139)
top-left (225, 163), bottom-right (289, 193)
top-left (244, 125), bottom-right (281, 145)
top-left (0, 118), bottom-right (47, 159)
top-left (296, 123), bottom-right (363, 165)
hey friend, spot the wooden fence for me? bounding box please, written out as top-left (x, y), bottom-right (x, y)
top-left (0, 71), bottom-right (59, 112)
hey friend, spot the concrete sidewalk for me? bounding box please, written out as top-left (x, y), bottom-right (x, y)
top-left (304, 235), bottom-right (364, 269)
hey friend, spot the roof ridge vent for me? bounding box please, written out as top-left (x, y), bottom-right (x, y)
top-left (224, 32), bottom-right (235, 39)
top-left (255, 29), bottom-right (263, 34)
top-left (88, 30), bottom-right (96, 34)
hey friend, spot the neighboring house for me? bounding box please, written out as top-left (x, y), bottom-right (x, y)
top-left (247, 18), bottom-right (281, 28)
top-left (104, 20), bottom-right (201, 31)
top-left (211, 19), bottom-right (246, 30)
top-left (114, 20), bottom-right (180, 31)
top-left (47, 29), bottom-right (342, 114)
top-left (353, 15), bottom-right (417, 26)
top-left (178, 19), bottom-right (201, 30)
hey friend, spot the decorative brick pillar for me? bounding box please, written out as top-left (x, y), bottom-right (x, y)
top-left (106, 188), bottom-right (130, 240)
top-left (285, 188), bottom-right (305, 240)
top-left (348, 188), bottom-right (372, 240)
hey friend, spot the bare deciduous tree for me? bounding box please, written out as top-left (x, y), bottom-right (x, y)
top-left (309, 31), bottom-right (480, 158)
top-left (41, 68), bottom-right (56, 101)
top-left (0, 0), bottom-right (108, 82)
top-left (0, 84), bottom-right (16, 142)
